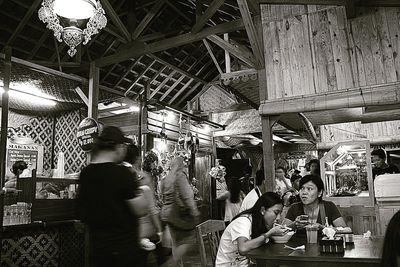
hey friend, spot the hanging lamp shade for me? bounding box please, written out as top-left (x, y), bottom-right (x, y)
top-left (38, 0), bottom-right (107, 57)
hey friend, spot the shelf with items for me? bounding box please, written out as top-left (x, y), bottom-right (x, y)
top-left (320, 140), bottom-right (374, 207)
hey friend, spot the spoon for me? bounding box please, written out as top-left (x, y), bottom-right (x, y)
top-left (284, 244), bottom-right (305, 250)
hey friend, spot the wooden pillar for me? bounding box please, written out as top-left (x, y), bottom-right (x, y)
top-left (223, 33), bottom-right (231, 73)
top-left (87, 62), bottom-right (99, 164)
top-left (261, 116), bottom-right (275, 192)
top-left (0, 46), bottom-right (11, 187)
top-left (88, 62), bottom-right (99, 119)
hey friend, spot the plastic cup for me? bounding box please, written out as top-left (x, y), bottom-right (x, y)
top-left (306, 224), bottom-right (318, 243)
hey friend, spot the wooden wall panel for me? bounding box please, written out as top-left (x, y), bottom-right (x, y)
top-left (320, 120), bottom-right (400, 143)
top-left (261, 5), bottom-right (400, 99)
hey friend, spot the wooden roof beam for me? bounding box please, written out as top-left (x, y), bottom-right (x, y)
top-left (259, 82), bottom-right (400, 115)
top-left (203, 39), bottom-right (223, 74)
top-left (100, 0), bottom-right (132, 42)
top-left (191, 0), bottom-right (225, 33)
top-left (132, 0), bottom-right (167, 40)
top-left (168, 78), bottom-right (194, 105)
top-left (124, 60), bottom-right (156, 96)
top-left (175, 82), bottom-right (203, 106)
top-left (237, 0), bottom-right (264, 68)
top-left (160, 75), bottom-right (186, 101)
top-left (3, 0), bottom-right (42, 48)
top-left (215, 83), bottom-right (259, 110)
top-left (95, 15), bottom-right (252, 67)
top-left (207, 34), bottom-right (256, 68)
top-left (149, 70), bottom-right (177, 99)
top-left (149, 54), bottom-right (206, 84)
top-left (166, 0), bottom-right (192, 22)
top-left (113, 56), bottom-right (144, 89)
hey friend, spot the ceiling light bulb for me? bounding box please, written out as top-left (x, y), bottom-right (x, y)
top-left (54, 0), bottom-right (96, 20)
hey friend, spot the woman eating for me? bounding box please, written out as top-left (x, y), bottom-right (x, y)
top-left (215, 192), bottom-right (289, 267)
top-left (283, 175), bottom-right (347, 231)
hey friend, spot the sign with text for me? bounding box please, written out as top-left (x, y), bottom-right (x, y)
top-left (77, 118), bottom-right (99, 152)
top-left (6, 143), bottom-right (44, 178)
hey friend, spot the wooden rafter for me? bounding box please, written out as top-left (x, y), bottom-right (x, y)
top-left (149, 54), bottom-right (206, 84)
top-left (166, 0), bottom-right (192, 22)
top-left (168, 78), bottom-right (194, 105)
top-left (175, 82), bottom-right (203, 106)
top-left (113, 57), bottom-right (143, 89)
top-left (149, 70), bottom-right (177, 99)
top-left (237, 0), bottom-right (264, 68)
top-left (28, 31), bottom-right (49, 59)
top-left (100, 0), bottom-right (132, 42)
top-left (95, 15), bottom-right (253, 67)
top-left (124, 60), bottom-right (156, 96)
top-left (216, 83), bottom-right (259, 110)
top-left (202, 39), bottom-right (223, 74)
top-left (259, 82), bottom-right (400, 115)
top-left (207, 34), bottom-right (256, 68)
top-left (133, 65), bottom-right (168, 99)
top-left (160, 74), bottom-right (186, 101)
top-left (191, 0), bottom-right (225, 33)
top-left (3, 0), bottom-right (42, 47)
top-left (132, 0), bottom-right (167, 40)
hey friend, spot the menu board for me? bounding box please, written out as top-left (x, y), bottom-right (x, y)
top-left (6, 143), bottom-right (44, 178)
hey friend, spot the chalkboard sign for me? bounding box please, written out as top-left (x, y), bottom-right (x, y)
top-left (6, 143), bottom-right (44, 178)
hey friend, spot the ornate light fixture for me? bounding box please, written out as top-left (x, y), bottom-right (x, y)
top-left (38, 0), bottom-right (107, 57)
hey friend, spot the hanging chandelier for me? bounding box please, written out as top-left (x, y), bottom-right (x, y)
top-left (38, 0), bottom-right (107, 57)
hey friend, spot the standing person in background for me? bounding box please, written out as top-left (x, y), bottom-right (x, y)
top-left (275, 166), bottom-right (292, 197)
top-left (217, 176), bottom-right (246, 224)
top-left (380, 210), bottom-right (400, 267)
top-left (77, 126), bottom-right (148, 267)
top-left (239, 165), bottom-right (253, 194)
top-left (239, 169), bottom-right (264, 212)
top-left (308, 159), bottom-right (321, 177)
top-left (161, 156), bottom-right (200, 266)
top-left (371, 148), bottom-right (400, 179)
top-left (123, 144), bottom-right (165, 266)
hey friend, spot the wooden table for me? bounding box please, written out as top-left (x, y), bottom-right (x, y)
top-left (247, 235), bottom-right (383, 267)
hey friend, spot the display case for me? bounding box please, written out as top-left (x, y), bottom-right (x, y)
top-left (320, 140), bottom-right (374, 207)
top-left (13, 172), bottom-right (79, 222)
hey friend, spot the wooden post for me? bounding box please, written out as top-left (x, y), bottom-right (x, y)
top-left (0, 46), bottom-right (11, 187)
top-left (224, 33), bottom-right (231, 73)
top-left (0, 45), bottom-right (11, 265)
top-left (261, 116), bottom-right (275, 192)
top-left (87, 62), bottom-right (99, 164)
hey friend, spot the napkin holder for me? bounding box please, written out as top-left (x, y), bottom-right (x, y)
top-left (319, 236), bottom-right (344, 254)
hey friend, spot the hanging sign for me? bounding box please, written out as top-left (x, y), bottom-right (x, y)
top-left (77, 118), bottom-right (99, 152)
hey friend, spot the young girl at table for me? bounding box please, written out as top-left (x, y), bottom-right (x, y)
top-left (215, 192), bottom-right (289, 267)
top-left (283, 175), bottom-right (347, 232)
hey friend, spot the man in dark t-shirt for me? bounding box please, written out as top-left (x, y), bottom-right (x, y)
top-left (371, 149), bottom-right (400, 179)
top-left (77, 126), bottom-right (144, 267)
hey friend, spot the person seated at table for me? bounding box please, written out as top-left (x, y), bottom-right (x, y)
top-left (215, 192), bottom-right (289, 267)
top-left (371, 148), bottom-right (399, 179)
top-left (282, 174), bottom-right (347, 233)
top-left (275, 166), bottom-right (292, 198)
top-left (381, 209), bottom-right (400, 267)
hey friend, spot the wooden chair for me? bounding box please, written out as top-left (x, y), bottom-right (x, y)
top-left (196, 220), bottom-right (226, 267)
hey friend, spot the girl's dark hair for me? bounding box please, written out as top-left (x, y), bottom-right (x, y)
top-left (308, 159), bottom-right (320, 176)
top-left (381, 210), bottom-right (400, 267)
top-left (299, 174), bottom-right (324, 200)
top-left (228, 176), bottom-right (241, 203)
top-left (11, 161), bottom-right (28, 176)
top-left (233, 192), bottom-right (283, 239)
